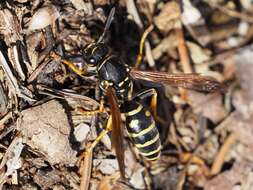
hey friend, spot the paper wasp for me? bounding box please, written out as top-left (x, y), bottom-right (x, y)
top-left (51, 7), bottom-right (224, 179)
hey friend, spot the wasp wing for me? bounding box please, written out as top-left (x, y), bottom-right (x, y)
top-left (106, 87), bottom-right (125, 179)
top-left (130, 68), bottom-right (225, 93)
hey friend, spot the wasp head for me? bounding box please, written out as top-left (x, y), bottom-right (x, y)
top-left (82, 42), bottom-right (109, 67)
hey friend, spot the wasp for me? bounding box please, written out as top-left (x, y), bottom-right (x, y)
top-left (51, 7), bottom-right (224, 179)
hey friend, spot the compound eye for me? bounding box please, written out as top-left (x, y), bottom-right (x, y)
top-left (88, 57), bottom-right (96, 64)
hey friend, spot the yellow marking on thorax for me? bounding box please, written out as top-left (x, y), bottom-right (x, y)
top-left (118, 81), bottom-right (125, 87)
top-left (125, 105), bottom-right (142, 116)
top-left (129, 122), bottom-right (155, 138)
top-left (91, 46), bottom-right (98, 54)
top-left (86, 43), bottom-right (94, 49)
top-left (97, 55), bottom-right (114, 71)
top-left (135, 133), bottom-right (160, 148)
top-left (127, 82), bottom-right (133, 100)
top-left (119, 77), bottom-right (129, 87)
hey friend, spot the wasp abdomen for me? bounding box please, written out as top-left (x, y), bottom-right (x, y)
top-left (122, 101), bottom-right (161, 161)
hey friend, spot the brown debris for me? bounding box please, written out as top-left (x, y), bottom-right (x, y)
top-left (33, 169), bottom-right (62, 189)
top-left (154, 2), bottom-right (180, 33)
top-left (235, 48), bottom-right (253, 99)
top-left (27, 5), bottom-right (60, 31)
top-left (188, 91), bottom-right (228, 123)
top-left (0, 9), bottom-right (22, 45)
top-left (79, 146), bottom-right (93, 190)
top-left (211, 132), bottom-right (238, 176)
top-left (18, 100), bottom-right (77, 165)
top-left (205, 159), bottom-right (253, 190)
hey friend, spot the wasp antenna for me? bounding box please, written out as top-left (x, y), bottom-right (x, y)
top-left (97, 7), bottom-right (115, 43)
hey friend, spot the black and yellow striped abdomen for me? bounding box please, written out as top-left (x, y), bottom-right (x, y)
top-left (121, 101), bottom-right (161, 161)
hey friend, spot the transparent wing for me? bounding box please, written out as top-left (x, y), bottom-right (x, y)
top-left (130, 68), bottom-right (225, 93)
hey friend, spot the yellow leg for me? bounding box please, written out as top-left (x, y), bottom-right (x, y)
top-left (150, 90), bottom-right (158, 119)
top-left (135, 25), bottom-right (154, 68)
top-left (77, 99), bottom-right (105, 116)
top-left (81, 115), bottom-right (113, 158)
top-left (51, 52), bottom-right (87, 76)
top-left (149, 90), bottom-right (166, 124)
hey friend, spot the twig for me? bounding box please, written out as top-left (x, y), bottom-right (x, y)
top-left (0, 50), bottom-right (35, 102)
top-left (152, 35), bottom-right (178, 60)
top-left (0, 51), bottom-right (20, 93)
top-left (38, 26), bottom-right (55, 64)
top-left (0, 124), bottom-right (16, 141)
top-left (0, 112), bottom-right (12, 126)
top-left (79, 143), bottom-right (93, 190)
top-left (211, 132), bottom-right (238, 175)
top-left (176, 146), bottom-right (203, 189)
top-left (175, 27), bottom-right (192, 73)
top-left (206, 1), bottom-right (253, 24)
top-left (176, 171), bottom-right (186, 190)
top-left (175, 127), bottom-right (221, 189)
top-left (8, 44), bottom-right (26, 81)
top-left (27, 59), bottom-right (54, 83)
top-left (175, 25), bottom-right (192, 100)
top-left (36, 84), bottom-right (100, 107)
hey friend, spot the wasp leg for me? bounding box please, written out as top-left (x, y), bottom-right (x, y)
top-left (133, 88), bottom-right (166, 124)
top-left (135, 25), bottom-right (154, 68)
top-left (81, 115), bottom-right (113, 158)
top-left (51, 52), bottom-right (87, 76)
top-left (77, 99), bottom-right (105, 116)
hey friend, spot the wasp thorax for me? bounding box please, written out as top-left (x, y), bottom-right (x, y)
top-left (82, 43), bottom-right (109, 66)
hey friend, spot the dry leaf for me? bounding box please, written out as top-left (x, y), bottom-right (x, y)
top-left (188, 91), bottom-right (227, 123)
top-left (205, 159), bottom-right (253, 190)
top-left (93, 159), bottom-right (119, 175)
top-left (235, 48), bottom-right (253, 99)
top-left (18, 100), bottom-right (77, 165)
top-left (187, 42), bottom-right (211, 64)
top-left (28, 6), bottom-right (60, 31)
top-left (154, 2), bottom-right (180, 33)
top-left (181, 0), bottom-right (201, 25)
